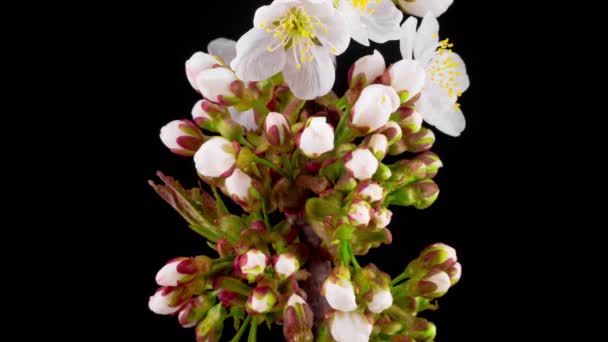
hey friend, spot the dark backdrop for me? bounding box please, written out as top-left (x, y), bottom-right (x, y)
top-left (124, 1), bottom-right (510, 341)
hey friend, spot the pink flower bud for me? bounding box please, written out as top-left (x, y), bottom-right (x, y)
top-left (388, 59), bottom-right (426, 102)
top-left (418, 270), bottom-right (451, 298)
top-left (234, 249), bottom-right (267, 282)
top-left (349, 50), bottom-right (386, 86)
top-left (196, 67), bottom-right (237, 103)
top-left (185, 52), bottom-right (219, 90)
top-left (329, 311), bottom-right (373, 342)
top-left (322, 275), bottom-right (357, 312)
top-left (345, 148), bottom-right (379, 180)
top-left (373, 208), bottom-right (392, 228)
top-left (264, 112), bottom-right (291, 146)
top-left (367, 133), bottom-right (388, 160)
top-left (246, 286), bottom-right (278, 315)
top-left (380, 121), bottom-right (403, 146)
top-left (351, 84), bottom-right (400, 133)
top-left (297, 117), bottom-right (334, 158)
top-left (448, 262), bottom-right (462, 285)
top-left (224, 168), bottom-right (252, 202)
top-left (359, 182), bottom-right (385, 203)
top-left (272, 253), bottom-right (300, 279)
top-left (367, 288), bottom-right (393, 313)
top-left (159, 120), bottom-right (204, 156)
top-left (155, 257), bottom-right (198, 287)
top-left (194, 136), bottom-right (237, 178)
top-left (148, 286), bottom-right (187, 315)
top-left (178, 294), bottom-right (216, 328)
top-left (191, 100), bottom-right (213, 127)
top-left (283, 294), bottom-right (313, 342)
top-left (347, 201), bottom-right (372, 227)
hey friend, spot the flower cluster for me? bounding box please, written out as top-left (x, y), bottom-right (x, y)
top-left (150, 0), bottom-right (468, 341)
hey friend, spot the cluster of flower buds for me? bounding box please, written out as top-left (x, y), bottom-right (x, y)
top-left (149, 0), bottom-right (468, 339)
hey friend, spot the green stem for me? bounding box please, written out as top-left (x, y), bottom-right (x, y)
top-left (214, 255), bottom-right (236, 264)
top-left (390, 272), bottom-right (410, 287)
top-left (281, 152), bottom-right (292, 176)
top-left (230, 315), bottom-right (251, 342)
top-left (208, 261), bottom-right (233, 276)
top-left (261, 198), bottom-right (272, 231)
top-left (252, 156), bottom-right (292, 180)
top-left (348, 243), bottom-right (361, 271)
top-left (238, 135), bottom-right (255, 149)
top-left (251, 99), bottom-right (270, 115)
top-left (248, 316), bottom-right (258, 342)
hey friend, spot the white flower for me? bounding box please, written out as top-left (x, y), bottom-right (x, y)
top-left (185, 52), bottom-right (219, 90)
top-left (400, 13), bottom-right (470, 136)
top-left (264, 112), bottom-right (291, 146)
top-left (298, 117), bottom-right (334, 158)
top-left (237, 249), bottom-right (268, 278)
top-left (396, 0), bottom-right (454, 18)
top-left (148, 287), bottom-right (185, 315)
top-left (224, 168), bottom-right (253, 202)
top-left (159, 120), bottom-right (204, 156)
top-left (207, 37), bottom-right (237, 65)
top-left (347, 201), bottom-right (371, 226)
top-left (350, 50), bottom-right (385, 85)
top-left (351, 84), bottom-right (400, 133)
top-left (322, 276), bottom-right (358, 312)
top-left (372, 208), bottom-right (392, 228)
top-left (337, 0), bottom-right (403, 46)
top-left (345, 148), bottom-right (379, 180)
top-left (155, 257), bottom-right (197, 287)
top-left (367, 133), bottom-right (388, 160)
top-left (231, 0), bottom-right (350, 100)
top-left (367, 288), bottom-right (393, 313)
top-left (228, 106), bottom-right (258, 131)
top-left (194, 136), bottom-right (237, 177)
top-left (427, 242), bottom-right (457, 262)
top-left (388, 59), bottom-right (426, 101)
top-left (359, 182), bottom-right (384, 202)
top-left (329, 311), bottom-right (373, 342)
top-left (196, 67), bottom-right (238, 103)
top-left (273, 253), bottom-right (300, 279)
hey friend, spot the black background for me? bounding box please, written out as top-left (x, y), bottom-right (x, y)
top-left (131, 1), bottom-right (510, 341)
top-left (22, 1), bottom-right (513, 340)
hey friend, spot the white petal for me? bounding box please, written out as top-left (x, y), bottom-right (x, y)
top-left (356, 0), bottom-right (403, 44)
top-left (398, 0), bottom-right (454, 18)
top-left (160, 120), bottom-right (185, 150)
top-left (275, 254), bottom-right (298, 278)
top-left (426, 271), bottom-right (451, 294)
top-left (194, 137), bottom-right (235, 177)
top-left (191, 100), bottom-right (212, 122)
top-left (315, 5), bottom-right (350, 54)
top-left (148, 290), bottom-right (181, 315)
top-left (400, 16), bottom-right (418, 60)
top-left (242, 249), bottom-right (267, 275)
top-left (330, 311), bottom-right (373, 342)
top-left (414, 12), bottom-right (440, 65)
top-left (287, 294), bottom-right (306, 307)
top-left (423, 106), bottom-right (466, 137)
top-left (352, 50), bottom-right (386, 84)
top-left (231, 28), bottom-right (286, 82)
top-left (253, 1), bottom-right (292, 29)
top-left (352, 84), bottom-right (399, 132)
top-left (155, 260), bottom-right (183, 287)
top-left (228, 106), bottom-right (258, 131)
top-left (346, 149), bottom-right (379, 180)
top-left (283, 46), bottom-right (335, 100)
top-left (207, 38), bottom-right (237, 65)
top-left (225, 168), bottom-right (252, 201)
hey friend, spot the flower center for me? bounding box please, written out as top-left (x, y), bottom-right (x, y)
top-left (428, 38), bottom-right (463, 108)
top-left (260, 7), bottom-right (338, 70)
top-left (351, 0), bottom-right (382, 14)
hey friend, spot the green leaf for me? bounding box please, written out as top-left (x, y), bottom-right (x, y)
top-left (211, 186), bottom-right (229, 216)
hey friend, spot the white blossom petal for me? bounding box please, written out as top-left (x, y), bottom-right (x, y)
top-left (225, 168), bottom-right (252, 201)
top-left (207, 38), bottom-right (237, 65)
top-left (367, 289), bottom-right (393, 313)
top-left (283, 46), bottom-right (335, 100)
top-left (330, 311), bottom-right (372, 342)
top-left (400, 16), bottom-right (418, 60)
top-left (414, 12), bottom-right (440, 65)
top-left (398, 0), bottom-right (454, 18)
top-left (231, 28), bottom-right (286, 82)
top-left (228, 106), bottom-right (258, 131)
top-left (194, 137), bottom-right (236, 177)
top-left (352, 50), bottom-right (386, 84)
